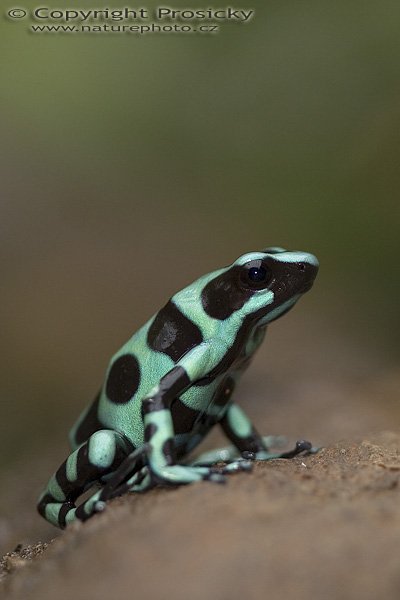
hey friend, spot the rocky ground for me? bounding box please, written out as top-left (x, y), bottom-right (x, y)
top-left (2, 432), bottom-right (400, 600)
top-left (1, 327), bottom-right (399, 600)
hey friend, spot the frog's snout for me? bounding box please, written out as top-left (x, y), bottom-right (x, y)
top-left (296, 253), bottom-right (319, 292)
top-left (268, 251), bottom-right (319, 294)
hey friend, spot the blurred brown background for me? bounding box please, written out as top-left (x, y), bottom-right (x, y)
top-left (0, 0), bottom-right (399, 552)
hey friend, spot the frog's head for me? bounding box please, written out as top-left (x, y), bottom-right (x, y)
top-left (201, 247), bottom-right (319, 324)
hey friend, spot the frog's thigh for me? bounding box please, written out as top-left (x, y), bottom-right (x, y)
top-left (37, 429), bottom-right (131, 528)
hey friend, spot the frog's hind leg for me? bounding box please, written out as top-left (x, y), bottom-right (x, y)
top-left (96, 445), bottom-right (152, 502)
top-left (37, 430), bottom-right (133, 528)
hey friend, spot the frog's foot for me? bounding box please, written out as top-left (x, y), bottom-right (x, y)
top-left (216, 459), bottom-right (253, 474)
top-left (151, 459), bottom-right (253, 486)
top-left (242, 439), bottom-right (314, 461)
top-left (189, 447), bottom-right (254, 469)
top-left (189, 445), bottom-right (240, 465)
top-left (44, 463), bottom-right (156, 526)
top-left (37, 487), bottom-right (110, 528)
top-left (96, 445), bottom-right (150, 502)
top-left (61, 469), bottom-right (155, 520)
top-left (149, 464), bottom-right (226, 485)
top-left (189, 436), bottom-right (289, 467)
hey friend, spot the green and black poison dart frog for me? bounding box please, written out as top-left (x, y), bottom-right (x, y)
top-left (38, 247), bottom-right (319, 528)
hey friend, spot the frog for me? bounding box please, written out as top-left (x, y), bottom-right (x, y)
top-left (37, 247), bottom-right (319, 528)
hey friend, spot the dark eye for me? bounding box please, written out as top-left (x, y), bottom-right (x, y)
top-left (241, 261), bottom-right (272, 288)
top-left (248, 266), bottom-right (267, 282)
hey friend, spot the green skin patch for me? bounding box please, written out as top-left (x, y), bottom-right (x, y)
top-left (38, 248), bottom-right (319, 528)
top-left (225, 404), bottom-right (253, 438)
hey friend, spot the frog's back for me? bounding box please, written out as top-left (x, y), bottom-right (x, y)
top-left (69, 294), bottom-right (211, 449)
top-left (69, 316), bottom-right (170, 449)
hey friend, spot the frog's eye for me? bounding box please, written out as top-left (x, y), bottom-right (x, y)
top-left (241, 261), bottom-right (273, 289)
top-left (248, 266), bottom-right (267, 282)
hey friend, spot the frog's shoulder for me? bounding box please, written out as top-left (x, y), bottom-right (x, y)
top-left (172, 271), bottom-right (242, 340)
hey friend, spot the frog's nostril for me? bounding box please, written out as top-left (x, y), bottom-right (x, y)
top-left (298, 263), bottom-right (306, 271)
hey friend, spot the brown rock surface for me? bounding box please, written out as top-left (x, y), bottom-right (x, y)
top-left (2, 432), bottom-right (400, 600)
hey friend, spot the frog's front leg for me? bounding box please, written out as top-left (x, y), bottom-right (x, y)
top-left (37, 430), bottom-right (132, 528)
top-left (142, 347), bottom-right (251, 485)
top-left (142, 374), bottom-right (225, 485)
top-left (221, 402), bottom-right (312, 459)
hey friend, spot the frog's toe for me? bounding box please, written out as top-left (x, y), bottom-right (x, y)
top-left (248, 439), bottom-right (316, 461)
top-left (211, 459), bottom-right (253, 474)
top-left (149, 464), bottom-right (232, 486)
top-left (242, 450), bottom-right (257, 461)
top-left (295, 440), bottom-right (312, 453)
top-left (93, 500), bottom-right (107, 513)
top-left (205, 472), bottom-right (226, 483)
top-left (150, 464), bottom-right (206, 486)
top-left (227, 459), bottom-right (253, 473)
top-left (277, 439), bottom-right (314, 459)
